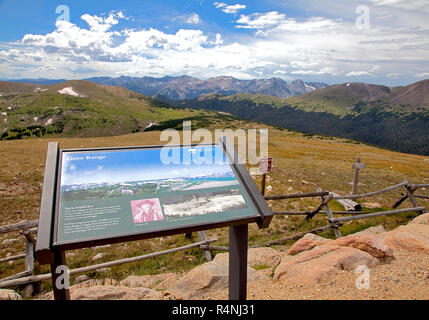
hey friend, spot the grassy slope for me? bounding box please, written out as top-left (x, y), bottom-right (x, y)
top-left (196, 83), bottom-right (393, 116)
top-left (0, 80), bottom-right (211, 138)
top-left (0, 125), bottom-right (428, 297)
top-left (284, 82), bottom-right (392, 116)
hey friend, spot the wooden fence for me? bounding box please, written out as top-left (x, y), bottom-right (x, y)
top-left (0, 220), bottom-right (38, 296)
top-left (256, 180), bottom-right (428, 247)
top-left (1, 180), bottom-right (427, 291)
top-left (0, 220), bottom-right (216, 291)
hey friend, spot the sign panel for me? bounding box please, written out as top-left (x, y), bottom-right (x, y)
top-left (259, 157), bottom-right (273, 174)
top-left (353, 163), bottom-right (366, 170)
top-left (53, 144), bottom-right (260, 247)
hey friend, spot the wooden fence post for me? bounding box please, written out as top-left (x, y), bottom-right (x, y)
top-left (352, 158), bottom-right (366, 195)
top-left (305, 194), bottom-right (334, 220)
top-left (183, 231), bottom-right (213, 261)
top-left (392, 193), bottom-right (409, 208)
top-left (198, 231), bottom-right (212, 262)
top-left (23, 234), bottom-right (35, 298)
top-left (405, 185), bottom-right (423, 214)
top-left (316, 188), bottom-right (342, 238)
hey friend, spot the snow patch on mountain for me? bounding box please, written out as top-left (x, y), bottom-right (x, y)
top-left (58, 87), bottom-right (80, 97)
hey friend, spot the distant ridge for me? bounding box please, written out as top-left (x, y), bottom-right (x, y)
top-left (6, 76), bottom-right (328, 100)
top-left (284, 79), bottom-right (429, 115)
top-left (5, 78), bottom-right (67, 85)
top-left (85, 75), bottom-right (328, 100)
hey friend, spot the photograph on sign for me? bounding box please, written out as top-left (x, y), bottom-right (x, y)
top-left (130, 198), bottom-right (164, 224)
top-left (55, 145), bottom-right (259, 245)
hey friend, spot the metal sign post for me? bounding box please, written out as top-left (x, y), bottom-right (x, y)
top-left (51, 250), bottom-right (70, 300)
top-left (229, 224), bottom-right (248, 300)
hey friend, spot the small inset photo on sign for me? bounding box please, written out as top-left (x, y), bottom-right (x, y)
top-left (130, 198), bottom-right (164, 224)
top-left (161, 189), bottom-right (248, 219)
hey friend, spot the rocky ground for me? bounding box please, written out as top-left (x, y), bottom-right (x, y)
top-left (206, 248), bottom-right (429, 300)
top-left (1, 213), bottom-right (428, 301)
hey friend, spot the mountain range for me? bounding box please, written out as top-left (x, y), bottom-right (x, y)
top-left (7, 76), bottom-right (328, 100)
top-left (1, 76), bottom-right (429, 155)
top-left (171, 80), bottom-right (429, 155)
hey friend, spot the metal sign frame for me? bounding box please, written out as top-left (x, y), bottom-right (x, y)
top-left (35, 136), bottom-right (273, 300)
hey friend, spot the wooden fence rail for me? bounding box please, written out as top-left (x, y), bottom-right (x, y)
top-left (264, 192), bottom-right (329, 200)
top-left (0, 219), bottom-right (216, 291)
top-left (0, 239), bottom-right (217, 288)
top-left (273, 210), bottom-right (377, 216)
top-left (415, 194), bottom-right (429, 199)
top-left (331, 207), bottom-right (426, 223)
top-left (332, 181), bottom-right (409, 200)
top-left (413, 183), bottom-right (429, 188)
top-left (253, 180), bottom-right (428, 247)
top-left (0, 220), bottom-right (38, 235)
top-left (0, 254), bottom-right (26, 264)
top-left (253, 223), bottom-right (341, 248)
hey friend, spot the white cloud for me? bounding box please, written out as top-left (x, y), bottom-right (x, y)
top-left (346, 71), bottom-right (374, 77)
top-left (1, 6), bottom-right (429, 84)
top-left (0, 49), bottom-right (21, 61)
top-left (36, 65), bottom-right (56, 72)
top-left (21, 12), bottom-right (124, 63)
top-left (81, 13), bottom-right (119, 32)
top-left (214, 2), bottom-right (246, 14)
top-left (369, 0), bottom-right (429, 12)
top-left (416, 72), bottom-right (429, 78)
top-left (185, 13), bottom-right (201, 24)
top-left (274, 70), bottom-right (287, 75)
top-left (387, 72), bottom-right (400, 78)
top-left (292, 67), bottom-right (338, 76)
top-left (119, 28), bottom-right (209, 52)
top-left (236, 11), bottom-right (286, 29)
top-left (115, 11), bottom-right (126, 20)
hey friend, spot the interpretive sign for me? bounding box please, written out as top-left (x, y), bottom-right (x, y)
top-left (53, 144), bottom-right (262, 248)
top-left (36, 137), bottom-right (272, 300)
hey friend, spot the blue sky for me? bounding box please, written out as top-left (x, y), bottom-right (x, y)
top-left (61, 145), bottom-right (234, 185)
top-left (1, 0), bottom-right (429, 85)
